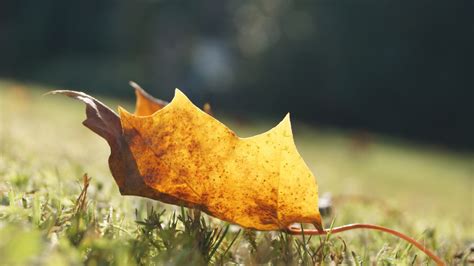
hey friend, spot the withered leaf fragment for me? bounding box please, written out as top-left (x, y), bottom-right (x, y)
top-left (50, 84), bottom-right (322, 231)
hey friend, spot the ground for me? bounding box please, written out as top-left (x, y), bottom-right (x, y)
top-left (0, 80), bottom-right (472, 265)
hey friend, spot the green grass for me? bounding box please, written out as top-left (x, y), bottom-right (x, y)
top-left (0, 80), bottom-right (473, 265)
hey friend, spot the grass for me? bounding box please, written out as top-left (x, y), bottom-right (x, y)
top-left (0, 80), bottom-right (473, 265)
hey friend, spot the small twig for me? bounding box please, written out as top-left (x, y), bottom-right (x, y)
top-left (73, 174), bottom-right (90, 214)
top-left (286, 223), bottom-right (445, 266)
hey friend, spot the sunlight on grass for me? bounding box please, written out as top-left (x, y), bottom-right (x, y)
top-left (0, 80), bottom-right (472, 264)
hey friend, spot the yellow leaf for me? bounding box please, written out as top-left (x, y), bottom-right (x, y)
top-left (130, 81), bottom-right (166, 116)
top-left (50, 84), bottom-right (322, 231)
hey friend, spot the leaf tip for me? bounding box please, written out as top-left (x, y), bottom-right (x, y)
top-left (275, 113), bottom-right (293, 137)
top-left (174, 88), bottom-right (185, 97)
top-left (130, 81), bottom-right (146, 96)
top-left (130, 81), bottom-right (146, 100)
top-left (129, 80), bottom-right (140, 90)
top-left (118, 106), bottom-right (132, 117)
top-left (43, 90), bottom-right (57, 96)
top-left (172, 88), bottom-right (194, 106)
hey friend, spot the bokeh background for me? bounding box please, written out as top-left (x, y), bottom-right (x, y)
top-left (1, 0), bottom-right (472, 149)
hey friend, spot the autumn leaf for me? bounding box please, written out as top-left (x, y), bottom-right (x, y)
top-left (129, 81), bottom-right (167, 116)
top-left (49, 84), bottom-right (322, 231)
top-left (47, 83), bottom-right (445, 264)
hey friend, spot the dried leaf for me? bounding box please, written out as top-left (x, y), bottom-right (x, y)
top-left (50, 84), bottom-right (322, 231)
top-left (129, 81), bottom-right (167, 116)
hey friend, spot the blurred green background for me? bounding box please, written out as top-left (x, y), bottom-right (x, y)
top-left (1, 0), bottom-right (472, 149)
